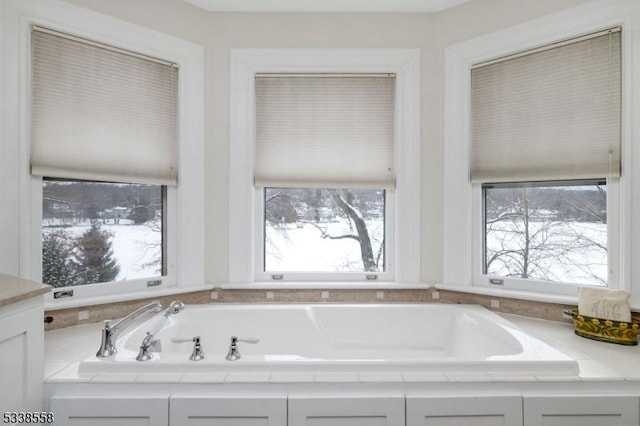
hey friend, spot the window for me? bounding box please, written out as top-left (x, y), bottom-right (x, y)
top-left (31, 26), bottom-right (179, 295)
top-left (442, 5), bottom-right (634, 298)
top-left (483, 180), bottom-right (607, 287)
top-left (468, 29), bottom-right (621, 291)
top-left (254, 73), bottom-right (394, 280)
top-left (2, 0), bottom-right (203, 304)
top-left (470, 29), bottom-right (620, 292)
top-left (42, 179), bottom-right (165, 288)
top-left (229, 49), bottom-right (420, 284)
top-left (264, 188), bottom-right (386, 273)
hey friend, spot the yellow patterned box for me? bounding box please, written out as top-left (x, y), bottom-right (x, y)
top-left (565, 309), bottom-right (639, 346)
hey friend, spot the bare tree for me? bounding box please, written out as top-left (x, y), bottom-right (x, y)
top-left (486, 185), bottom-right (607, 285)
top-left (265, 188), bottom-right (384, 272)
top-left (315, 190), bottom-right (378, 271)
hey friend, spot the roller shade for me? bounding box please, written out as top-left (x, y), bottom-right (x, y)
top-left (254, 74), bottom-right (395, 189)
top-left (31, 27), bottom-right (178, 185)
top-left (471, 28), bottom-right (621, 183)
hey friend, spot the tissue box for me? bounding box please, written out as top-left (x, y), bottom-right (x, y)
top-left (565, 309), bottom-right (638, 346)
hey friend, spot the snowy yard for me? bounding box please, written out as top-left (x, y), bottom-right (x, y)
top-left (266, 218), bottom-right (385, 272)
top-left (43, 219), bottom-right (161, 282)
top-left (486, 220), bottom-right (607, 285)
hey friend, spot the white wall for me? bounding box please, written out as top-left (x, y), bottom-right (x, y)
top-left (2, 0), bottom-right (594, 285)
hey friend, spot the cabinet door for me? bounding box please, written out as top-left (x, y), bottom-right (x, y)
top-left (0, 302), bottom-right (44, 413)
top-left (170, 395), bottom-right (286, 426)
top-left (288, 395), bottom-right (405, 426)
top-left (406, 395), bottom-right (523, 426)
top-left (50, 396), bottom-right (168, 426)
top-left (524, 396), bottom-right (640, 426)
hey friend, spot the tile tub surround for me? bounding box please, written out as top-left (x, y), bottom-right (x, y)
top-left (43, 314), bottom-right (640, 386)
top-left (44, 287), bottom-right (579, 331)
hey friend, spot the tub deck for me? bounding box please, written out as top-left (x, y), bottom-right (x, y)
top-left (78, 304), bottom-right (579, 376)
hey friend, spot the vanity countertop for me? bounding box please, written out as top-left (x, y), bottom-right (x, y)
top-left (0, 273), bottom-right (51, 307)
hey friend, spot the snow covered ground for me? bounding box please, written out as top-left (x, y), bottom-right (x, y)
top-left (265, 218), bottom-right (385, 272)
top-left (42, 217), bottom-right (607, 286)
top-left (486, 220), bottom-right (607, 285)
top-left (42, 219), bottom-right (161, 281)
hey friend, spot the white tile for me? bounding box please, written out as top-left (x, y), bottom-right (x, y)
top-left (487, 371), bottom-right (536, 382)
top-left (443, 371), bottom-right (492, 382)
top-left (135, 372), bottom-right (184, 383)
top-left (358, 372), bottom-right (403, 383)
top-left (44, 362), bottom-right (71, 379)
top-left (605, 359), bottom-right (640, 380)
top-left (401, 372), bottom-right (448, 382)
top-left (46, 362), bottom-right (92, 383)
top-left (533, 372), bottom-right (580, 382)
top-left (225, 372), bottom-right (271, 383)
top-left (314, 372), bottom-right (359, 383)
top-left (92, 373), bottom-right (140, 383)
top-left (181, 372), bottom-right (228, 383)
top-left (46, 349), bottom-right (94, 363)
top-left (577, 360), bottom-right (623, 381)
top-left (270, 372), bottom-right (314, 383)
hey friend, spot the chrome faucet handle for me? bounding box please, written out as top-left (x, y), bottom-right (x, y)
top-left (226, 336), bottom-right (259, 361)
top-left (136, 332), bottom-right (156, 361)
top-left (171, 336), bottom-right (205, 361)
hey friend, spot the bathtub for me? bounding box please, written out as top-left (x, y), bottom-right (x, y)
top-left (78, 303), bottom-right (578, 376)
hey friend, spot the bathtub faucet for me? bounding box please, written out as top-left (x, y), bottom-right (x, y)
top-left (136, 301), bottom-right (186, 361)
top-left (96, 301), bottom-right (164, 358)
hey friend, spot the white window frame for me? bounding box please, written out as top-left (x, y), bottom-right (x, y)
top-left (256, 188), bottom-right (394, 282)
top-left (443, 0), bottom-right (640, 305)
top-left (229, 49), bottom-right (421, 285)
top-left (1, 0), bottom-right (205, 308)
top-left (472, 180), bottom-right (619, 297)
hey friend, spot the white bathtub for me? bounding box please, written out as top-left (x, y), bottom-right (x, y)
top-left (78, 303), bottom-right (578, 376)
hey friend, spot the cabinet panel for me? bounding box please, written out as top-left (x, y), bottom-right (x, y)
top-left (50, 396), bottom-right (168, 426)
top-left (524, 396), bottom-right (640, 426)
top-left (0, 302), bottom-right (44, 413)
top-left (406, 395), bottom-right (523, 426)
top-left (288, 395), bottom-right (404, 426)
top-left (170, 395), bottom-right (286, 426)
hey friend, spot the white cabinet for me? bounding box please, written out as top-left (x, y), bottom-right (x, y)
top-left (288, 395), bottom-right (405, 426)
top-left (524, 396), bottom-right (640, 426)
top-left (0, 297), bottom-right (45, 413)
top-left (50, 396), bottom-right (168, 426)
top-left (406, 395), bottom-right (523, 426)
top-left (170, 395), bottom-right (287, 426)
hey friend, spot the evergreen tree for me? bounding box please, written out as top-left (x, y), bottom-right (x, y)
top-left (42, 231), bottom-right (75, 287)
top-left (70, 224), bottom-right (120, 285)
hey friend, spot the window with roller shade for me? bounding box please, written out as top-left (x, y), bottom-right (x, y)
top-left (32, 27), bottom-right (176, 288)
top-left (254, 74), bottom-right (395, 278)
top-left (471, 28), bottom-right (620, 288)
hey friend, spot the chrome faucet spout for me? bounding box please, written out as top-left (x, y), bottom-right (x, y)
top-left (96, 301), bottom-right (163, 358)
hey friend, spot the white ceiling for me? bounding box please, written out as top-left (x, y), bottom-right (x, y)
top-left (181, 0), bottom-right (472, 13)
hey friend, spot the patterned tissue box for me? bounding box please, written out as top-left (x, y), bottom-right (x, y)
top-left (565, 309), bottom-right (639, 346)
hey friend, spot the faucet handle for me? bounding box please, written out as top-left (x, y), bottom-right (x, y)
top-left (171, 336), bottom-right (197, 343)
top-left (171, 336), bottom-right (205, 361)
top-left (233, 336), bottom-right (260, 344)
top-left (226, 336), bottom-right (259, 361)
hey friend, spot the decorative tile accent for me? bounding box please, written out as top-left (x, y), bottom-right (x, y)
top-left (45, 287), bottom-right (584, 331)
